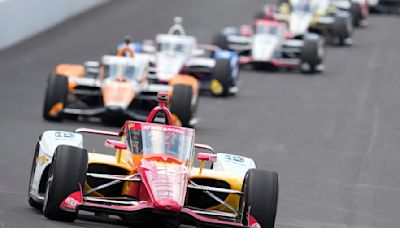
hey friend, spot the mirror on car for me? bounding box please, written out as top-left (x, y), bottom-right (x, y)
top-left (197, 153), bottom-right (217, 162)
top-left (194, 143), bottom-right (214, 153)
top-left (84, 61), bottom-right (100, 76)
top-left (142, 40), bottom-right (156, 53)
top-left (191, 48), bottom-right (205, 56)
top-left (104, 139), bottom-right (127, 150)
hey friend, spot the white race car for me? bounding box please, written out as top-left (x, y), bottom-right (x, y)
top-left (214, 17), bottom-right (325, 74)
top-left (135, 17), bottom-right (240, 97)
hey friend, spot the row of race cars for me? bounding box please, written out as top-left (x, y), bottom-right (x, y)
top-left (27, 0), bottom-right (397, 228)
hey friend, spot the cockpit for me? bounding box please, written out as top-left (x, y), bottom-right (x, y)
top-left (126, 122), bottom-right (194, 164)
top-left (255, 22), bottom-right (284, 36)
top-left (101, 55), bottom-right (148, 81)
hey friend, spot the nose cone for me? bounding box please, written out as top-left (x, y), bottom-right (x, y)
top-left (156, 53), bottom-right (185, 80)
top-left (289, 13), bottom-right (312, 35)
top-left (139, 159), bottom-right (188, 213)
top-left (102, 79), bottom-right (136, 109)
top-left (252, 34), bottom-right (279, 61)
top-left (154, 199), bottom-right (182, 213)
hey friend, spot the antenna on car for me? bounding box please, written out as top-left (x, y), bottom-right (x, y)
top-left (146, 92), bottom-right (174, 125)
top-left (168, 17), bottom-right (186, 35)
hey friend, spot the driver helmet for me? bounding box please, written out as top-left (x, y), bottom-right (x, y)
top-left (116, 35), bottom-right (135, 58)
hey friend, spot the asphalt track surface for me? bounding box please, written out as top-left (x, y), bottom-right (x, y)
top-left (0, 1), bottom-right (400, 228)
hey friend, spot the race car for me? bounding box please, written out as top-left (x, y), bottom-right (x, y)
top-left (134, 17), bottom-right (240, 97)
top-left (213, 17), bottom-right (325, 74)
top-left (257, 0), bottom-right (353, 46)
top-left (42, 44), bottom-right (198, 127)
top-left (368, 0), bottom-right (400, 13)
top-left (29, 92), bottom-right (279, 228)
top-left (331, 0), bottom-right (369, 26)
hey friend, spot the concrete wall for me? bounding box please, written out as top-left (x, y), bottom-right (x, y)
top-left (0, 0), bottom-right (108, 50)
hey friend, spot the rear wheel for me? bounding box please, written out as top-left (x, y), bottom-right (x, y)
top-left (43, 74), bottom-right (68, 121)
top-left (170, 84), bottom-right (193, 127)
top-left (212, 33), bottom-right (229, 50)
top-left (211, 58), bottom-right (232, 97)
top-left (300, 39), bottom-right (323, 74)
top-left (43, 145), bottom-right (87, 222)
top-left (332, 17), bottom-right (351, 46)
top-left (350, 3), bottom-right (362, 27)
top-left (241, 169), bottom-right (279, 228)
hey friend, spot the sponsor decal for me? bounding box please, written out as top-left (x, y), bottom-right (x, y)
top-left (60, 188), bottom-right (83, 211)
top-left (38, 155), bottom-right (48, 165)
top-left (224, 154), bottom-right (244, 163)
top-left (54, 132), bottom-right (75, 138)
top-left (142, 125), bottom-right (185, 135)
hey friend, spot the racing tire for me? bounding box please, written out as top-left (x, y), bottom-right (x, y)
top-left (254, 11), bottom-right (265, 20)
top-left (211, 58), bottom-right (232, 97)
top-left (212, 33), bottom-right (229, 50)
top-left (350, 3), bottom-right (362, 27)
top-left (300, 39), bottom-right (322, 74)
top-left (252, 62), bottom-right (279, 72)
top-left (241, 169), bottom-right (278, 228)
top-left (170, 84), bottom-right (193, 128)
top-left (43, 74), bottom-right (68, 121)
top-left (43, 145), bottom-right (88, 222)
top-left (28, 141), bottom-right (43, 210)
top-left (332, 17), bottom-right (351, 46)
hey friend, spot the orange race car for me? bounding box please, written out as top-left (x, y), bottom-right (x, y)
top-left (42, 44), bottom-right (199, 127)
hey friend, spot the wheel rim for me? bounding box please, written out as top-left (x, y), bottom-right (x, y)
top-left (28, 143), bottom-right (39, 198)
top-left (43, 156), bottom-right (55, 210)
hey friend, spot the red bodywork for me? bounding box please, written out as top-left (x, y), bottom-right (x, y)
top-left (60, 92), bottom-right (256, 227)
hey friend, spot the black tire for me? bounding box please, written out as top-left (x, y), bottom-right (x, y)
top-left (254, 11), bottom-right (265, 20)
top-left (28, 141), bottom-right (42, 209)
top-left (300, 39), bottom-right (322, 74)
top-left (170, 84), bottom-right (193, 127)
top-left (332, 17), bottom-right (351, 46)
top-left (43, 74), bottom-right (68, 121)
top-left (211, 58), bottom-right (232, 97)
top-left (242, 169), bottom-right (279, 228)
top-left (43, 145), bottom-right (88, 222)
top-left (350, 3), bottom-right (362, 27)
top-left (252, 62), bottom-right (279, 72)
top-left (212, 33), bottom-right (229, 50)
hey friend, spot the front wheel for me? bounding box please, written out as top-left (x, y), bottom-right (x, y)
top-left (43, 74), bottom-right (68, 121)
top-left (332, 17), bottom-right (352, 46)
top-left (170, 84), bottom-right (194, 127)
top-left (350, 3), bottom-right (362, 27)
top-left (212, 33), bottom-right (229, 50)
top-left (241, 169), bottom-right (279, 228)
top-left (211, 58), bottom-right (232, 97)
top-left (43, 145), bottom-right (87, 222)
top-left (300, 39), bottom-right (323, 74)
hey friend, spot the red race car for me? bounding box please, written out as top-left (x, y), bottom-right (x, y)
top-left (28, 92), bottom-right (279, 228)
